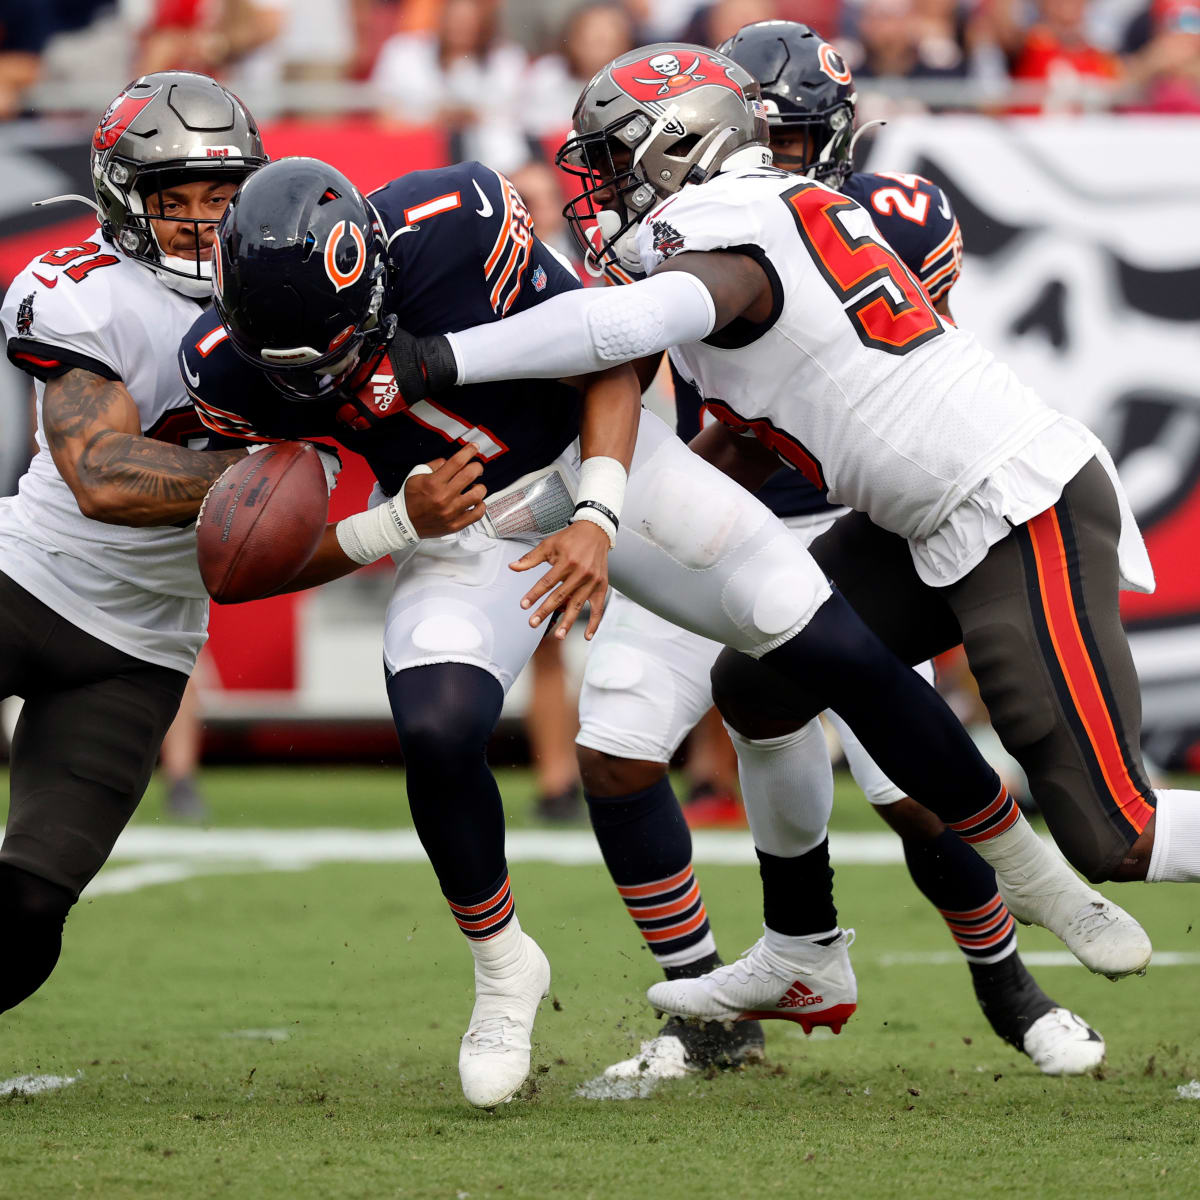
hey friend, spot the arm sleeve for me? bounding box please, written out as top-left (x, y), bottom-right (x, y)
top-left (446, 269), bottom-right (716, 384)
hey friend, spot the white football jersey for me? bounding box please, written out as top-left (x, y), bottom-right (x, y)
top-left (0, 229), bottom-right (214, 674)
top-left (637, 168), bottom-right (1098, 586)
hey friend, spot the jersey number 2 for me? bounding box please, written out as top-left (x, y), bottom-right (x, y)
top-left (783, 183), bottom-right (942, 356)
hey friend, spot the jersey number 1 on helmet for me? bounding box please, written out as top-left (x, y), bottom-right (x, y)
top-left (783, 182), bottom-right (943, 356)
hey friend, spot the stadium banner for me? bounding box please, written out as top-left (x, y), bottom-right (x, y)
top-left (2, 115), bottom-right (1199, 761)
top-left (864, 116), bottom-right (1200, 768)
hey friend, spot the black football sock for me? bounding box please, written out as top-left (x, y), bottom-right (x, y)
top-left (756, 839), bottom-right (838, 939)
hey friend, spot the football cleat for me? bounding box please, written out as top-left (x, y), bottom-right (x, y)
top-left (983, 820), bottom-right (1151, 978)
top-left (647, 930), bottom-right (857, 1034)
top-left (605, 1016), bottom-right (765, 1081)
top-left (1022, 1007), bottom-right (1106, 1076)
top-left (458, 931), bottom-right (551, 1108)
top-left (683, 784), bottom-right (747, 830)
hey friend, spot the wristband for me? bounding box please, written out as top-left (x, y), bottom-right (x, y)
top-left (570, 500), bottom-right (618, 548)
top-left (335, 463), bottom-right (433, 564)
top-left (567, 455), bottom-right (627, 550)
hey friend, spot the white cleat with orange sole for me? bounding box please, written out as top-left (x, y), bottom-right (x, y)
top-left (647, 930), bottom-right (857, 1035)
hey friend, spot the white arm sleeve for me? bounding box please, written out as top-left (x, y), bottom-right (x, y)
top-left (445, 270), bottom-right (717, 385)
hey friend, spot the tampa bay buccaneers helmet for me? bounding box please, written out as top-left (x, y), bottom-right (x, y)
top-left (90, 72), bottom-right (266, 297)
top-left (718, 22), bottom-right (857, 187)
top-left (213, 158), bottom-right (391, 401)
top-left (557, 43), bottom-right (769, 277)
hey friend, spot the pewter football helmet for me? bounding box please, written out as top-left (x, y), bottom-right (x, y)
top-left (556, 43), bottom-right (769, 276)
top-left (90, 72), bottom-right (266, 297)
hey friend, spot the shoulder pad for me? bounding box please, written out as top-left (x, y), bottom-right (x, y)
top-left (636, 177), bottom-right (764, 276)
top-left (180, 310), bottom-right (276, 442)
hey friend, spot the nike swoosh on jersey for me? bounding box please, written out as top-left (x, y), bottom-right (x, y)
top-left (473, 179), bottom-right (493, 218)
top-left (182, 356), bottom-right (200, 388)
top-left (32, 272), bottom-right (57, 288)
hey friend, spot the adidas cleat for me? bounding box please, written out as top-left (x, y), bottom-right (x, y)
top-left (1022, 1007), bottom-right (1106, 1076)
top-left (646, 930), bottom-right (857, 1035)
top-left (458, 931), bottom-right (551, 1109)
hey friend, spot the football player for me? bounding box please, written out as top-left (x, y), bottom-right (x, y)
top-left (0, 73), bottom-right (266, 1018)
top-left (572, 21), bottom-right (1105, 1083)
top-left (182, 154), bottom-right (1059, 1108)
top-left (387, 43), bottom-right (1161, 1008)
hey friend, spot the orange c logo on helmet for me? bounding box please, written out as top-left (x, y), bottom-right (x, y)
top-left (818, 43), bottom-right (853, 86)
top-left (323, 220), bottom-right (367, 293)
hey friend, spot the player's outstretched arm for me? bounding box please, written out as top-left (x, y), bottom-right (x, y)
top-left (44, 368), bottom-right (249, 527)
top-left (510, 363), bottom-right (641, 641)
top-left (384, 251), bottom-right (772, 396)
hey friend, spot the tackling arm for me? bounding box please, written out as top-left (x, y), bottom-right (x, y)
top-left (421, 251), bottom-right (772, 388)
top-left (43, 368), bottom-right (248, 526)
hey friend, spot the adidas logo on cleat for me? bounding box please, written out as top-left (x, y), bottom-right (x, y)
top-left (776, 981), bottom-right (823, 1009)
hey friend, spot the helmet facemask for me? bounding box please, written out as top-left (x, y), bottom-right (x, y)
top-left (765, 101), bottom-right (855, 187)
top-left (557, 113), bottom-right (659, 283)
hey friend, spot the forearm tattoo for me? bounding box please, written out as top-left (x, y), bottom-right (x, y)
top-left (45, 368), bottom-right (244, 507)
top-left (78, 430), bottom-right (243, 502)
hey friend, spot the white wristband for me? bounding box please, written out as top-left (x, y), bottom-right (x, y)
top-left (336, 463), bottom-right (433, 565)
top-left (568, 455), bottom-right (627, 549)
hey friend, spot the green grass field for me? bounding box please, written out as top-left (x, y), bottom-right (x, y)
top-left (2, 768), bottom-right (1199, 1199)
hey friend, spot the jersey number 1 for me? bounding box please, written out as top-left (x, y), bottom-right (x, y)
top-left (783, 183), bottom-right (942, 356)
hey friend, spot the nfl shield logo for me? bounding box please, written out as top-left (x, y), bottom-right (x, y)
top-left (532, 265), bottom-right (547, 292)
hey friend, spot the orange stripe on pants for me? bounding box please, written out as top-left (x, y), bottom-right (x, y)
top-left (1026, 508), bottom-right (1154, 832)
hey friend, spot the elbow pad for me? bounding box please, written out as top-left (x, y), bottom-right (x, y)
top-left (448, 270), bottom-right (717, 385)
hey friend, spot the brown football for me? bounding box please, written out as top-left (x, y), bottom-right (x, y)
top-left (197, 441), bottom-right (329, 604)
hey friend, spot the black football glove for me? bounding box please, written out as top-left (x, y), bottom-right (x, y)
top-left (386, 326), bottom-right (458, 402)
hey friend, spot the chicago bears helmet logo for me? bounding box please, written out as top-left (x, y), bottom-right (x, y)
top-left (323, 220), bottom-right (367, 292)
top-left (93, 86), bottom-right (161, 152)
top-left (818, 43), bottom-right (853, 85)
top-left (611, 50), bottom-right (745, 104)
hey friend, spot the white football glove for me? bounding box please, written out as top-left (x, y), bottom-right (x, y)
top-left (313, 445), bottom-right (343, 496)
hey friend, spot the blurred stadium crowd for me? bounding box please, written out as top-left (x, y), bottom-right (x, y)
top-left (5, 0), bottom-right (1200, 138)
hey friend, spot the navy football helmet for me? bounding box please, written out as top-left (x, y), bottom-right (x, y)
top-left (718, 22), bottom-right (857, 187)
top-left (213, 158), bottom-right (390, 401)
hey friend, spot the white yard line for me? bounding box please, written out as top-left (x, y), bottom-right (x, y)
top-left (0, 1073), bottom-right (80, 1096)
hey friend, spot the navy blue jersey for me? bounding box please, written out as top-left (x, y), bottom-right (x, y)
top-left (181, 161), bottom-right (584, 498)
top-left (674, 170), bottom-right (962, 520)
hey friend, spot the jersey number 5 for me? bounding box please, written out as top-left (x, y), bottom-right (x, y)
top-left (783, 183), bottom-right (942, 356)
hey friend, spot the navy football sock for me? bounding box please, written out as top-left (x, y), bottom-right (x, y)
top-left (760, 592), bottom-right (1001, 824)
top-left (388, 663), bottom-right (506, 899)
top-left (902, 828), bottom-right (1018, 964)
top-left (586, 776), bottom-right (716, 969)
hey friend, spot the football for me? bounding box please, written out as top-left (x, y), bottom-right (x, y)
top-left (196, 441), bottom-right (329, 604)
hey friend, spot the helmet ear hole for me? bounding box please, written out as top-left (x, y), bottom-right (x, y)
top-left (665, 134), bottom-right (701, 158)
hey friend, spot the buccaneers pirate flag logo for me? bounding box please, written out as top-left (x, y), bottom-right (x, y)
top-left (611, 50), bottom-right (747, 104)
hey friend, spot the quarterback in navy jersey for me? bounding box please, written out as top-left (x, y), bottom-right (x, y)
top-left (182, 159), bottom-right (584, 500)
top-left (569, 22), bottom-right (1107, 1087)
top-left (182, 155), bottom-right (1020, 1108)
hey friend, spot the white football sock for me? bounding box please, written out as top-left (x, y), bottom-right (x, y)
top-left (469, 915), bottom-right (524, 971)
top-left (726, 718), bottom-right (833, 858)
top-left (1147, 789), bottom-right (1200, 883)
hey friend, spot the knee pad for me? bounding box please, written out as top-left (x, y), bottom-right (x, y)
top-left (387, 663), bottom-right (503, 768)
